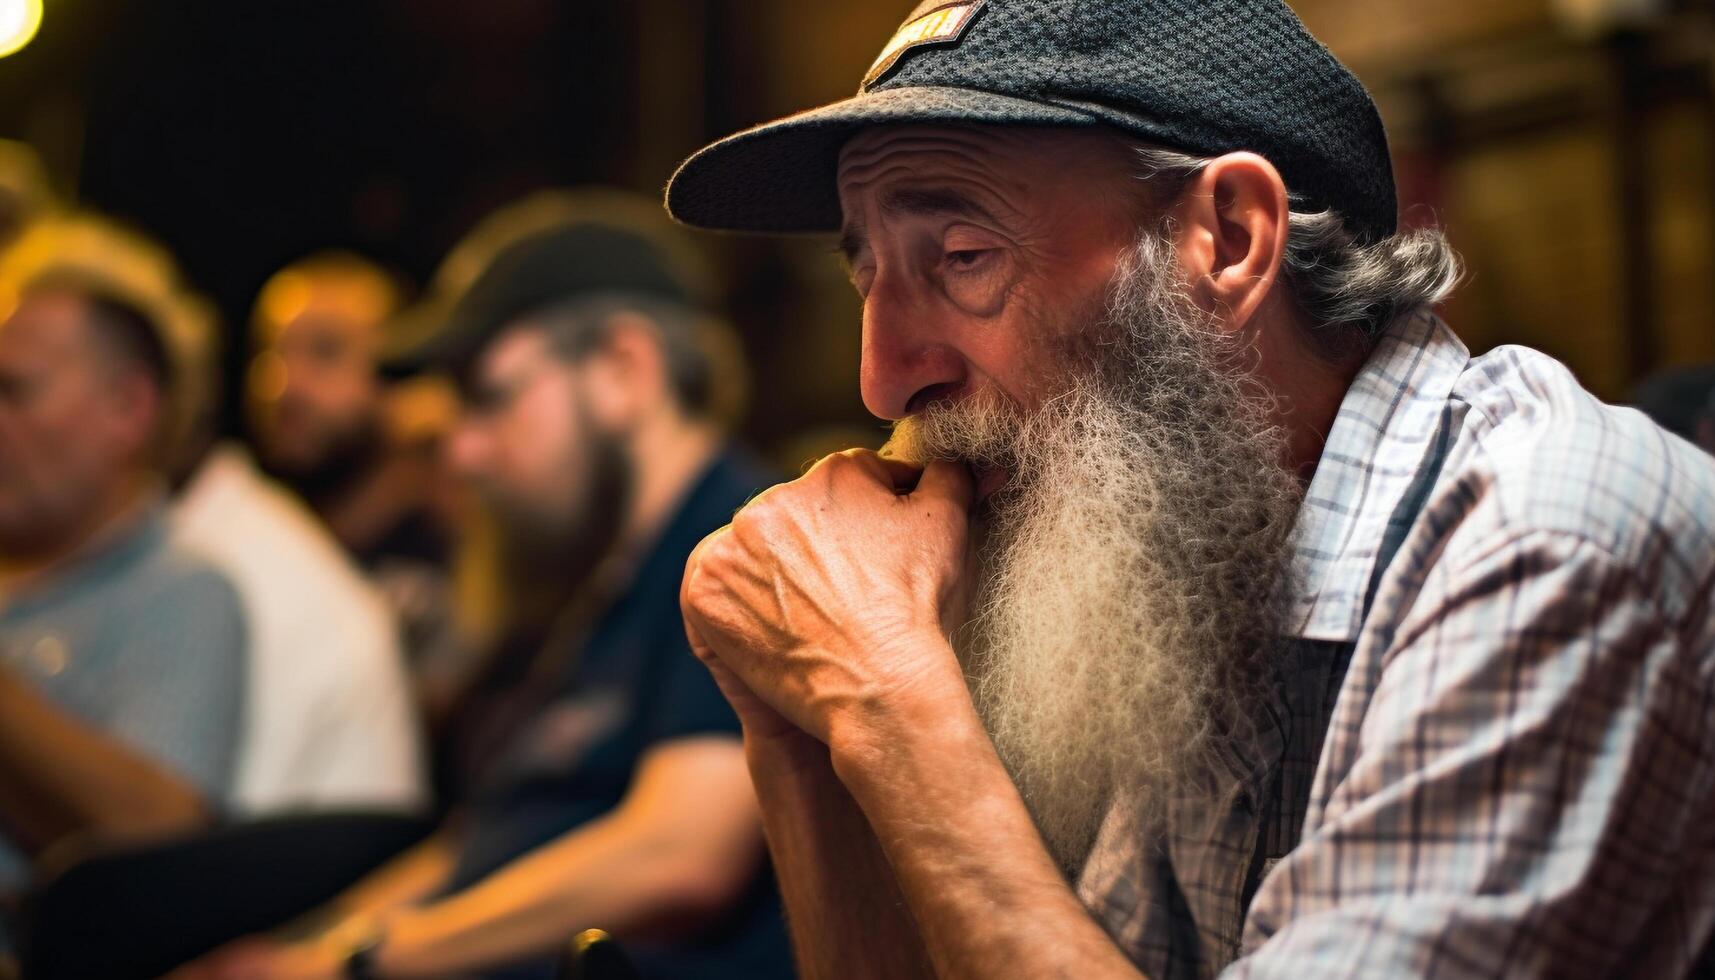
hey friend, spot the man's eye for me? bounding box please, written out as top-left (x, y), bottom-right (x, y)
top-left (945, 249), bottom-right (993, 271)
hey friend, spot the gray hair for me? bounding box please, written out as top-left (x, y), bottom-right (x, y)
top-left (529, 291), bottom-right (748, 429)
top-left (1129, 144), bottom-right (1462, 350)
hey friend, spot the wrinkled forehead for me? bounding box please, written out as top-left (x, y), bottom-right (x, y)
top-left (834, 124), bottom-right (1147, 245)
top-left (841, 123), bottom-right (1142, 193)
top-left (837, 124), bottom-right (1104, 197)
top-left (839, 124), bottom-right (1040, 170)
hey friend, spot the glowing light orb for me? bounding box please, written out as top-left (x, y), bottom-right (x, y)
top-left (0, 0), bottom-right (42, 59)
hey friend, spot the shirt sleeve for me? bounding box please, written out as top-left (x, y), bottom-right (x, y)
top-left (1231, 530), bottom-right (1715, 979)
top-left (107, 569), bottom-right (248, 807)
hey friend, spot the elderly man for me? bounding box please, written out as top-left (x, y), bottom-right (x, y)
top-left (669, 1), bottom-right (1715, 977)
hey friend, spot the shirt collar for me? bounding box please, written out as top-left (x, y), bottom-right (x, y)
top-left (0, 497), bottom-right (170, 617)
top-left (1287, 312), bottom-right (1469, 642)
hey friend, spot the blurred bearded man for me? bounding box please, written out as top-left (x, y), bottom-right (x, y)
top-left (246, 252), bottom-right (461, 684)
top-left (668, 1), bottom-right (1715, 978)
top-left (246, 253), bottom-right (453, 577)
top-left (181, 193), bottom-right (790, 980)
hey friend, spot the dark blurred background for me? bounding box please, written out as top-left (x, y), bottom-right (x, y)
top-left (4, 0), bottom-right (1714, 453)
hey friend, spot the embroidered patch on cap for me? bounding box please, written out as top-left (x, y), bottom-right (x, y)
top-left (863, 1), bottom-right (988, 90)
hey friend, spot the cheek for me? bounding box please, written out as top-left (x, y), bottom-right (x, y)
top-left (287, 361), bottom-right (366, 412)
top-left (326, 369), bottom-right (377, 414)
top-left (950, 287), bottom-right (1071, 406)
top-left (444, 424), bottom-right (485, 477)
top-left (508, 386), bottom-right (584, 484)
top-left (16, 407), bottom-right (101, 486)
top-left (0, 384), bottom-right (102, 497)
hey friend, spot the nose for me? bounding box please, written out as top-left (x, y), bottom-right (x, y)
top-left (444, 418), bottom-right (489, 479)
top-left (858, 274), bottom-right (968, 421)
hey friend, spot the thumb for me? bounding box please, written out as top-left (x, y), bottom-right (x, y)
top-left (912, 458), bottom-right (976, 511)
top-left (835, 448), bottom-right (926, 493)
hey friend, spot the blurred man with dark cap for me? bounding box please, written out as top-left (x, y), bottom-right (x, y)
top-left (0, 214), bottom-right (245, 893)
top-left (667, 1), bottom-right (1715, 977)
top-left (181, 191), bottom-right (788, 980)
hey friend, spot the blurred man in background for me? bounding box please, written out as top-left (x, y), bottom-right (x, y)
top-left (246, 253), bottom-right (458, 663)
top-left (1633, 364), bottom-right (1715, 456)
top-left (172, 269), bottom-right (425, 818)
top-left (182, 192), bottom-right (788, 980)
top-left (0, 215), bottom-right (245, 893)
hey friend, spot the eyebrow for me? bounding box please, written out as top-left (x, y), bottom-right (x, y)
top-left (838, 187), bottom-right (998, 263)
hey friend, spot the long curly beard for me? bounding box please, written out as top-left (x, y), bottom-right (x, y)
top-left (885, 230), bottom-right (1302, 875)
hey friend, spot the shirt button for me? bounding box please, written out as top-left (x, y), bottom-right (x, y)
top-left (30, 634), bottom-right (68, 677)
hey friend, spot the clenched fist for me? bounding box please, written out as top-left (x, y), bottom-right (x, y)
top-left (680, 449), bottom-right (976, 757)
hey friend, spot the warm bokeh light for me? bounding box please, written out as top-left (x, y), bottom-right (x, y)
top-left (0, 0), bottom-right (42, 60)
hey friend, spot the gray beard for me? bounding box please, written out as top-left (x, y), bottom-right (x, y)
top-left (885, 231), bottom-right (1303, 875)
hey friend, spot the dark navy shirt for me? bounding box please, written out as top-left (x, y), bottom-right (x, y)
top-left (445, 449), bottom-right (791, 980)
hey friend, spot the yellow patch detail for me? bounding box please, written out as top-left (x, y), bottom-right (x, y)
top-left (865, 3), bottom-right (981, 87)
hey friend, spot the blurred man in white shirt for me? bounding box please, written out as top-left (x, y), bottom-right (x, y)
top-left (169, 247), bottom-right (425, 816)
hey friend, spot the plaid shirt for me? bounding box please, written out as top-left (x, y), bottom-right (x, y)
top-left (1077, 312), bottom-right (1715, 978)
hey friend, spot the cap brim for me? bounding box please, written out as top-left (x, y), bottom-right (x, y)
top-left (378, 294), bottom-right (461, 379)
top-left (666, 86), bottom-right (1104, 234)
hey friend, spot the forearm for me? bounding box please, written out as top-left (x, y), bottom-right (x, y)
top-left (0, 670), bottom-right (206, 852)
top-left (831, 671), bottom-right (1145, 980)
top-left (746, 734), bottom-right (935, 980)
top-left (328, 831), bottom-right (457, 921)
top-left (371, 813), bottom-right (730, 977)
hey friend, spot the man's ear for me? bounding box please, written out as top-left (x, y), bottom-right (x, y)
top-left (1167, 152), bottom-right (1291, 335)
top-left (580, 311), bottom-right (668, 432)
top-left (101, 370), bottom-right (164, 462)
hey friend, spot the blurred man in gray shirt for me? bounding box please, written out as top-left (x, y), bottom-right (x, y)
top-left (0, 215), bottom-right (246, 892)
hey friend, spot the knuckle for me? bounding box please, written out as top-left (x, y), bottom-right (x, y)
top-left (729, 503), bottom-right (766, 542)
top-left (687, 527), bottom-right (722, 565)
top-left (686, 526), bottom-right (730, 573)
top-left (806, 451), bottom-right (858, 486)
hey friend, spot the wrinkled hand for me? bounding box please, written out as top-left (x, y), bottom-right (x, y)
top-left (162, 935), bottom-right (343, 980)
top-left (681, 450), bottom-right (976, 752)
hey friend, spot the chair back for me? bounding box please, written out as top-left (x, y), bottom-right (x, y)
top-left (18, 811), bottom-right (432, 980)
